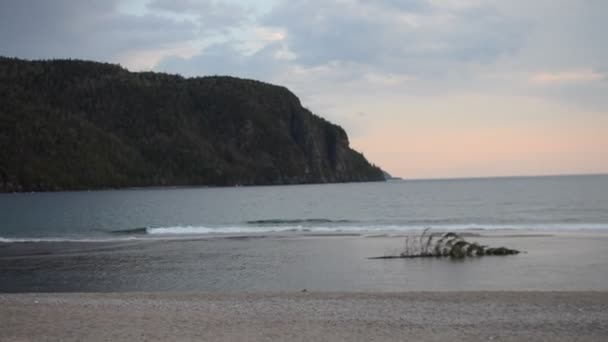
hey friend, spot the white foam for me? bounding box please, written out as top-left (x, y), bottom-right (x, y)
top-left (2, 223), bottom-right (607, 243)
top-left (146, 225), bottom-right (338, 235)
top-left (145, 223), bottom-right (608, 235)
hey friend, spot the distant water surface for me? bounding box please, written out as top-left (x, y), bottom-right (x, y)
top-left (2, 174), bottom-right (608, 292)
top-left (1, 174), bottom-right (607, 241)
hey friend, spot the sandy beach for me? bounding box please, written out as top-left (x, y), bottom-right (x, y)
top-left (1, 291), bottom-right (607, 341)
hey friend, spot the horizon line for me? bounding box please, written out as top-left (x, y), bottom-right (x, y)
top-left (395, 172), bottom-right (608, 182)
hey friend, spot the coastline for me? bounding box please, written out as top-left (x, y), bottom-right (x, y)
top-left (3, 172), bottom-right (607, 194)
top-left (2, 291), bottom-right (607, 341)
top-left (0, 179), bottom-right (387, 194)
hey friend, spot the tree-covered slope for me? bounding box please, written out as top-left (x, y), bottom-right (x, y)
top-left (0, 57), bottom-right (384, 191)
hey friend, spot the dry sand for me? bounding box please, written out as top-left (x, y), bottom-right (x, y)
top-left (2, 292), bottom-right (607, 341)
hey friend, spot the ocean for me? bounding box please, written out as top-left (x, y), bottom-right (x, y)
top-left (1, 174), bottom-right (608, 292)
top-left (1, 174), bottom-right (607, 241)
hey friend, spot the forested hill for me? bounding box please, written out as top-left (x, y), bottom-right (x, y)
top-left (0, 57), bottom-right (385, 192)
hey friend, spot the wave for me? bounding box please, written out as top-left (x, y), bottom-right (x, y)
top-left (129, 223), bottom-right (608, 236)
top-left (146, 225), bottom-right (335, 235)
top-left (3, 223), bottom-right (608, 243)
top-left (246, 218), bottom-right (354, 225)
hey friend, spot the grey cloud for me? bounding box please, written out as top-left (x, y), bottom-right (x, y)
top-left (377, 0), bottom-right (432, 12)
top-left (156, 41), bottom-right (287, 80)
top-left (149, 0), bottom-right (215, 12)
top-left (3, 0), bottom-right (605, 111)
top-left (0, 0), bottom-right (197, 61)
top-left (153, 0), bottom-right (530, 93)
top-left (434, 6), bottom-right (526, 62)
top-left (512, 0), bottom-right (608, 70)
top-left (0, 0), bottom-right (530, 77)
top-left (263, 0), bottom-right (527, 75)
top-left (157, 43), bottom-right (246, 77)
top-left (263, 1), bottom-right (385, 66)
top-left (148, 0), bottom-right (250, 32)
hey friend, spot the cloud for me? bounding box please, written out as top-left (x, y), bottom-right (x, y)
top-left (0, 0), bottom-right (199, 64)
top-left (149, 0), bottom-right (608, 132)
top-left (1, 0), bottom-right (607, 176)
top-left (262, 0), bottom-right (527, 74)
top-left (530, 70), bottom-right (605, 85)
top-left (147, 0), bottom-right (251, 32)
top-left (154, 0), bottom-right (529, 98)
top-left (117, 44), bottom-right (202, 70)
top-left (156, 41), bottom-right (288, 80)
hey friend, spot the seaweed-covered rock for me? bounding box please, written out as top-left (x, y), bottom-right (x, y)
top-left (371, 230), bottom-right (521, 259)
top-left (484, 247), bottom-right (519, 256)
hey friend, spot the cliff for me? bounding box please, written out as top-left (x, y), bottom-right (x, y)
top-left (0, 57), bottom-right (385, 191)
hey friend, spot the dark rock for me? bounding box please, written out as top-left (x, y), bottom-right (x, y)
top-left (484, 247), bottom-right (520, 256)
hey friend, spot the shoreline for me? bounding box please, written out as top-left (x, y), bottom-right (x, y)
top-left (2, 291), bottom-right (607, 341)
top-left (2, 173), bottom-right (606, 194)
top-left (1, 227), bottom-right (607, 245)
top-left (2, 230), bottom-right (608, 293)
top-left (0, 179), bottom-right (387, 194)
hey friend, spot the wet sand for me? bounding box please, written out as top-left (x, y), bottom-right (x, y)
top-left (1, 292), bottom-right (607, 341)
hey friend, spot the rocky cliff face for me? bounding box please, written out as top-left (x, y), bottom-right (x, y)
top-left (0, 57), bottom-right (384, 191)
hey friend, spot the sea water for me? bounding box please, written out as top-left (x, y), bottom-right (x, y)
top-left (1, 174), bottom-right (607, 241)
top-left (2, 175), bottom-right (608, 292)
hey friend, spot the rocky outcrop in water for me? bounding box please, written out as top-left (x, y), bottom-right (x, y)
top-left (370, 230), bottom-right (521, 259)
top-left (0, 57), bottom-right (384, 192)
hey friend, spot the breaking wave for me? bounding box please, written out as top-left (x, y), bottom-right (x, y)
top-left (246, 218), bottom-right (354, 225)
top-left (146, 225), bottom-right (345, 235)
top-left (140, 223), bottom-right (608, 235)
top-left (2, 223), bottom-right (607, 243)
top-left (108, 222), bottom-right (608, 236)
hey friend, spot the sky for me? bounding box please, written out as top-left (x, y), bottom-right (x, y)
top-left (1, 0), bottom-right (607, 179)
